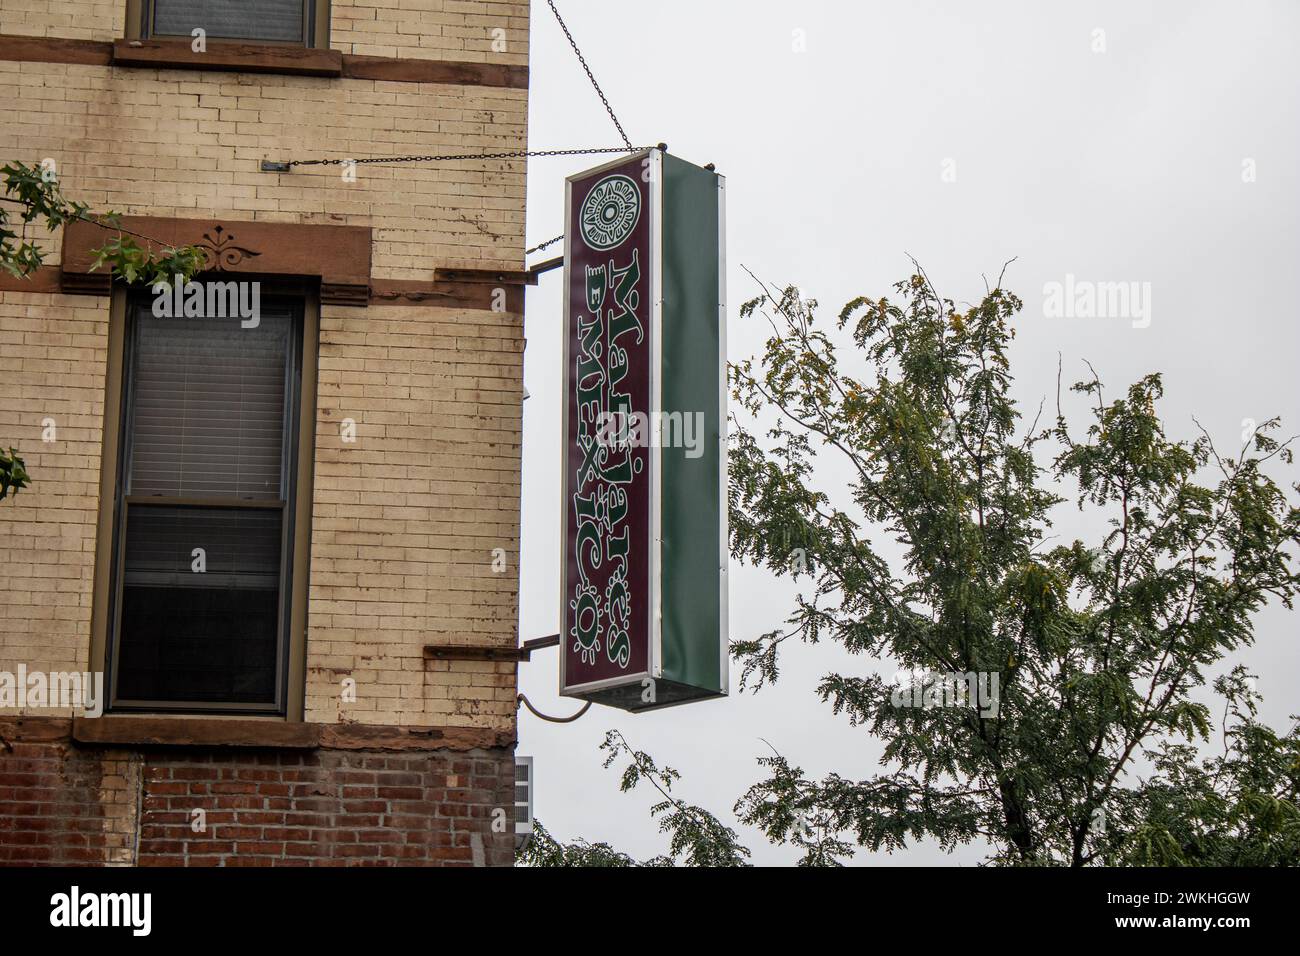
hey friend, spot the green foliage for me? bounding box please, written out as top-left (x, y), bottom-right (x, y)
top-left (725, 266), bottom-right (1300, 865)
top-left (0, 447), bottom-right (30, 500)
top-left (87, 232), bottom-right (208, 290)
top-left (1, 160), bottom-right (206, 501)
top-left (2, 161), bottom-right (207, 286)
top-left (0, 161), bottom-right (88, 277)
top-left (517, 820), bottom-right (654, 867)
top-left (1121, 669), bottom-right (1300, 866)
top-left (517, 731), bottom-right (750, 867)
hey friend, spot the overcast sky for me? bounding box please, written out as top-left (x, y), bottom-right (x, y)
top-left (515, 0), bottom-right (1300, 865)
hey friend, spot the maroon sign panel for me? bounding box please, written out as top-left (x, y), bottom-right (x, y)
top-left (561, 155), bottom-right (652, 692)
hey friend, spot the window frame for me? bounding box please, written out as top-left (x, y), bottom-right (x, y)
top-left (124, 0), bottom-right (332, 49)
top-left (91, 282), bottom-right (318, 719)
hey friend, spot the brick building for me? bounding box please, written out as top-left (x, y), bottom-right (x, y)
top-left (0, 0), bottom-right (531, 865)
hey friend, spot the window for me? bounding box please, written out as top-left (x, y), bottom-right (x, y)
top-left (101, 291), bottom-right (314, 714)
top-left (129, 0), bottom-right (331, 47)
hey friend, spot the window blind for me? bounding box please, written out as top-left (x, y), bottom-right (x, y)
top-left (123, 506), bottom-right (282, 588)
top-left (153, 0), bottom-right (306, 44)
top-left (127, 306), bottom-right (291, 500)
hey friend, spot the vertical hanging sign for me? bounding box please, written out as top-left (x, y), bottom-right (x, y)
top-left (560, 148), bottom-right (727, 711)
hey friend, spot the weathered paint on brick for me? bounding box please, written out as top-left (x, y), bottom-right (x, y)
top-left (0, 0), bottom-right (529, 865)
top-left (0, 0), bottom-right (529, 732)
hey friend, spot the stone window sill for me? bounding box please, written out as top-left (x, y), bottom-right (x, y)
top-left (112, 38), bottom-right (343, 77)
top-left (72, 715), bottom-right (316, 749)
top-left (69, 715), bottom-right (513, 751)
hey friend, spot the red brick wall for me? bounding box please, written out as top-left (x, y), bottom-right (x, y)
top-left (0, 738), bottom-right (139, 865)
top-left (0, 725), bottom-right (516, 867)
top-left (138, 749), bottom-right (515, 867)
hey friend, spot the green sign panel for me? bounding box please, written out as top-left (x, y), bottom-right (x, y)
top-left (559, 148), bottom-right (728, 712)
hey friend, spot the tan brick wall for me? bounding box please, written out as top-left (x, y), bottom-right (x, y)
top-left (0, 0), bottom-right (529, 64)
top-left (306, 303), bottom-right (522, 727)
top-left (0, 61), bottom-right (528, 274)
top-left (0, 291), bottom-right (108, 680)
top-left (0, 0), bottom-right (123, 41)
top-left (99, 748), bottom-right (143, 865)
top-left (0, 0), bottom-right (529, 731)
top-left (333, 0), bottom-right (529, 64)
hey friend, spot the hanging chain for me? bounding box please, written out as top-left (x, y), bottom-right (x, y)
top-left (290, 1), bottom-right (637, 165)
top-left (282, 1), bottom-right (645, 255)
top-left (288, 145), bottom-right (651, 168)
top-left (526, 234), bottom-right (564, 256)
top-left (546, 0), bottom-right (633, 150)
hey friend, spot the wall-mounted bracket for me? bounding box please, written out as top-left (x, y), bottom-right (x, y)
top-left (423, 634), bottom-right (560, 664)
top-left (434, 267), bottom-right (538, 287)
top-left (526, 255), bottom-right (564, 281)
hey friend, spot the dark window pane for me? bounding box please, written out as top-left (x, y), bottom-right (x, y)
top-left (116, 506), bottom-right (282, 705)
top-left (153, 0), bottom-right (305, 44)
top-left (128, 303), bottom-right (290, 500)
top-left (117, 585), bottom-right (279, 703)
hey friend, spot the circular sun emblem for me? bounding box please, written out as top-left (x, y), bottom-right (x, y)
top-left (579, 174), bottom-right (641, 251)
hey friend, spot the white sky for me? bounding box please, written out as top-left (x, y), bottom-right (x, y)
top-left (515, 0), bottom-right (1300, 865)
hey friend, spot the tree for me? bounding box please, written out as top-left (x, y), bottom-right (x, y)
top-left (1, 160), bottom-right (205, 499)
top-left (726, 266), bottom-right (1300, 865)
top-left (528, 266), bottom-right (1300, 866)
top-left (518, 821), bottom-right (649, 867)
top-left (1120, 670), bottom-right (1300, 865)
top-left (517, 731), bottom-right (750, 867)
